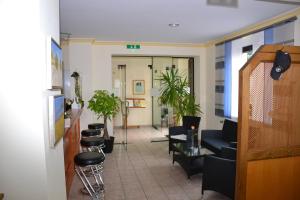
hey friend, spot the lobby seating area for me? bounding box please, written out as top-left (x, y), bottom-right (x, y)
top-left (2, 1), bottom-right (300, 200)
top-left (169, 116), bottom-right (201, 154)
top-left (167, 118), bottom-right (238, 199)
top-left (69, 127), bottom-right (231, 200)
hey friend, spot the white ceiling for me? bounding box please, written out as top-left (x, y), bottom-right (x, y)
top-left (60, 0), bottom-right (299, 43)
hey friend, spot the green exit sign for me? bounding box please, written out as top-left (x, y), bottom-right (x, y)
top-left (126, 44), bottom-right (141, 49)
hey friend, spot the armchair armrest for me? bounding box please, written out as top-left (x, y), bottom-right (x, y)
top-left (201, 129), bottom-right (222, 139)
top-left (202, 155), bottom-right (236, 199)
top-left (229, 141), bottom-right (237, 148)
top-left (221, 146), bottom-right (237, 160)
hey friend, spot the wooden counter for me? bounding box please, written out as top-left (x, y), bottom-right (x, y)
top-left (64, 109), bottom-right (82, 197)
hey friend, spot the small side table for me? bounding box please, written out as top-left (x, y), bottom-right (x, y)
top-left (172, 143), bottom-right (214, 178)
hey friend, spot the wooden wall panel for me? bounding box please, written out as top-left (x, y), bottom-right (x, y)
top-left (246, 156), bottom-right (300, 200)
top-left (236, 45), bottom-right (300, 200)
top-left (64, 109), bottom-right (82, 197)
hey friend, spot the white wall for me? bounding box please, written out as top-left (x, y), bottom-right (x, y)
top-left (63, 44), bottom-right (72, 98)
top-left (41, 1), bottom-right (67, 199)
top-left (63, 42), bottom-right (208, 134)
top-left (0, 0), bottom-right (66, 199)
top-left (295, 15), bottom-right (300, 45)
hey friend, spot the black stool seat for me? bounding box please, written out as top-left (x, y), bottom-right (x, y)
top-left (88, 123), bottom-right (104, 130)
top-left (81, 137), bottom-right (105, 147)
top-left (81, 129), bottom-right (100, 137)
top-left (74, 152), bottom-right (105, 167)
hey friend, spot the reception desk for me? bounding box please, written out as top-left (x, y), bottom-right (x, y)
top-left (64, 109), bottom-right (82, 196)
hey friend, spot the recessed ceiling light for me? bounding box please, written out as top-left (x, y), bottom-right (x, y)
top-left (169, 23), bottom-right (180, 28)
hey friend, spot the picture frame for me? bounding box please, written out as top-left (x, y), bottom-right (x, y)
top-left (133, 80), bottom-right (145, 95)
top-left (47, 36), bottom-right (63, 89)
top-left (48, 94), bottom-right (65, 148)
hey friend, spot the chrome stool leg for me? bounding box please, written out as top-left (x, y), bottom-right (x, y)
top-left (81, 146), bottom-right (105, 176)
top-left (79, 137), bottom-right (106, 193)
top-left (74, 152), bottom-right (105, 200)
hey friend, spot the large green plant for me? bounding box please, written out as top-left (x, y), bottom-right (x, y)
top-left (88, 90), bottom-right (120, 139)
top-left (159, 68), bottom-right (201, 123)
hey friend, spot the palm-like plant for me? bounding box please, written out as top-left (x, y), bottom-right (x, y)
top-left (159, 68), bottom-right (201, 124)
top-left (160, 68), bottom-right (184, 106)
top-left (182, 94), bottom-right (202, 116)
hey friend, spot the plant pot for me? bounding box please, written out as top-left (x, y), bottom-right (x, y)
top-left (103, 136), bottom-right (115, 153)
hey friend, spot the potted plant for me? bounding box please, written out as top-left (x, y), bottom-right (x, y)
top-left (159, 68), bottom-right (202, 124)
top-left (88, 90), bottom-right (120, 153)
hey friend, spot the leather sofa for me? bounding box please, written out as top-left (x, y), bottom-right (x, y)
top-left (201, 119), bottom-right (237, 155)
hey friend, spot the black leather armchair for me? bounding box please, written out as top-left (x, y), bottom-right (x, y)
top-left (201, 119), bottom-right (237, 155)
top-left (169, 116), bottom-right (201, 154)
top-left (202, 147), bottom-right (237, 199)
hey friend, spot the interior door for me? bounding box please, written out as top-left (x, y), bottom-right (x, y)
top-left (112, 64), bottom-right (128, 148)
top-left (152, 57), bottom-right (173, 129)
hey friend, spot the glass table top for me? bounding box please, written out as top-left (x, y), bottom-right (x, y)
top-left (173, 143), bottom-right (214, 157)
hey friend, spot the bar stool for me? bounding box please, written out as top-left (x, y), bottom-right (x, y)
top-left (81, 137), bottom-right (105, 158)
top-left (74, 152), bottom-right (105, 199)
top-left (80, 136), bottom-right (106, 190)
top-left (88, 123), bottom-right (104, 131)
top-left (81, 129), bottom-right (100, 138)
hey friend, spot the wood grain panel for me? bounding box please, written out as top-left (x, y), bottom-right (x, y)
top-left (246, 156), bottom-right (300, 200)
top-left (236, 62), bottom-right (251, 200)
top-left (237, 45), bottom-right (300, 200)
top-left (260, 45), bottom-right (300, 54)
top-left (64, 109), bottom-right (82, 197)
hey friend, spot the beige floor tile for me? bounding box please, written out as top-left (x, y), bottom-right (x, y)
top-left (68, 127), bottom-right (230, 200)
top-left (124, 188), bottom-right (146, 199)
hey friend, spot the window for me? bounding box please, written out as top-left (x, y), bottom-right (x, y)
top-left (216, 20), bottom-right (295, 119)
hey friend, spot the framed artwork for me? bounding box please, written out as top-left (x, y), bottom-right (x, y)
top-left (48, 95), bottom-right (65, 148)
top-left (47, 36), bottom-right (63, 89)
top-left (133, 80), bottom-right (145, 95)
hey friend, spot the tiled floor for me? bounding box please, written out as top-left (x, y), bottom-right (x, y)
top-left (69, 126), bottom-right (230, 200)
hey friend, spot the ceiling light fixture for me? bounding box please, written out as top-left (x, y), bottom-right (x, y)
top-left (169, 23), bottom-right (180, 28)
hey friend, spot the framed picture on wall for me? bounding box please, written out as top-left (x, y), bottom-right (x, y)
top-left (133, 80), bottom-right (145, 95)
top-left (48, 94), bottom-right (65, 148)
top-left (46, 36), bottom-right (63, 89)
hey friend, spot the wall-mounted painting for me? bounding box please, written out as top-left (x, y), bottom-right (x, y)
top-left (49, 95), bottom-right (65, 148)
top-left (133, 80), bottom-right (145, 95)
top-left (47, 36), bottom-right (63, 89)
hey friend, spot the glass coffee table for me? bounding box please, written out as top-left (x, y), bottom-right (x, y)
top-left (172, 142), bottom-right (214, 178)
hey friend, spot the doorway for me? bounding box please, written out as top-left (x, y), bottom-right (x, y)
top-left (152, 57), bottom-right (194, 130)
top-left (112, 56), bottom-right (194, 132)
